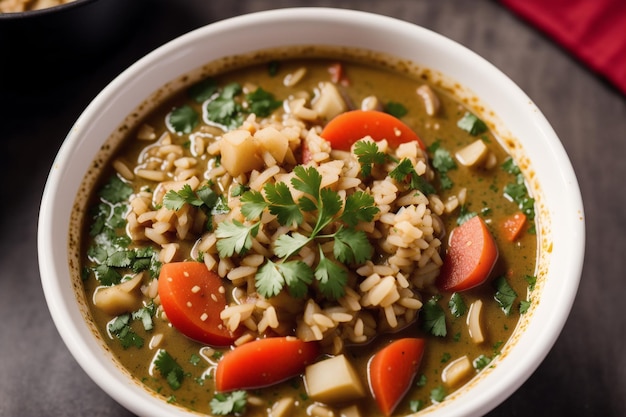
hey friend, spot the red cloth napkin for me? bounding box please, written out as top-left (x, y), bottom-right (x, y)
top-left (500, 0), bottom-right (626, 95)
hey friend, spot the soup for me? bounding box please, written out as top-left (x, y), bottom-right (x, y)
top-left (79, 49), bottom-right (538, 416)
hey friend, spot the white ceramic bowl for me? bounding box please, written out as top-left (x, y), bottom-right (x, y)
top-left (38, 8), bottom-right (584, 417)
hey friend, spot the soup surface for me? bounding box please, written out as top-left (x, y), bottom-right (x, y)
top-left (79, 51), bottom-right (538, 416)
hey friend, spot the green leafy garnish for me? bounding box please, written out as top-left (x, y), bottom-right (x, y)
top-left (428, 140), bottom-right (457, 190)
top-left (389, 158), bottom-right (437, 195)
top-left (457, 111), bottom-right (487, 136)
top-left (384, 101), bottom-right (408, 118)
top-left (430, 385), bottom-right (447, 403)
top-left (154, 350), bottom-right (185, 390)
top-left (456, 205), bottom-right (478, 225)
top-left (246, 87), bottom-right (283, 117)
top-left (167, 104), bottom-right (199, 135)
top-left (519, 299), bottom-right (531, 314)
top-left (218, 165), bottom-right (378, 300)
top-left (163, 184), bottom-right (230, 229)
top-left (448, 292), bottom-right (467, 318)
top-left (494, 276), bottom-right (517, 315)
top-left (353, 140), bottom-right (389, 177)
top-left (210, 390), bottom-right (248, 415)
top-left (188, 78), bottom-right (219, 103)
top-left (502, 157), bottom-right (536, 220)
top-left (525, 274), bottom-right (537, 292)
top-left (422, 297), bottom-right (447, 337)
top-left (108, 314), bottom-right (144, 349)
top-left (473, 354), bottom-right (492, 370)
top-left (215, 220), bottom-right (260, 258)
top-left (410, 400), bottom-right (424, 412)
top-left (98, 174), bottom-right (133, 203)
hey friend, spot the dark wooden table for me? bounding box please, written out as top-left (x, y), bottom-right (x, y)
top-left (2, 1), bottom-right (624, 416)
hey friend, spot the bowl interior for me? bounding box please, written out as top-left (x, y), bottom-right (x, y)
top-left (38, 8), bottom-right (584, 417)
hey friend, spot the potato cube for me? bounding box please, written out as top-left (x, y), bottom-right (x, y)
top-left (312, 82), bottom-right (347, 121)
top-left (441, 355), bottom-right (474, 388)
top-left (220, 130), bottom-right (263, 176)
top-left (455, 139), bottom-right (488, 167)
top-left (254, 126), bottom-right (290, 163)
top-left (304, 354), bottom-right (366, 403)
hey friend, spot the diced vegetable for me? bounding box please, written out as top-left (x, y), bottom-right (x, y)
top-left (320, 110), bottom-right (425, 151)
top-left (312, 81), bottom-right (348, 120)
top-left (305, 354), bottom-right (366, 404)
top-left (158, 262), bottom-right (240, 346)
top-left (339, 404), bottom-right (363, 417)
top-left (254, 126), bottom-right (290, 164)
top-left (441, 355), bottom-right (473, 388)
top-left (501, 211), bottom-right (527, 241)
top-left (219, 129), bottom-right (263, 176)
top-left (93, 272), bottom-right (143, 315)
top-left (368, 338), bottom-right (425, 416)
top-left (215, 337), bottom-right (320, 392)
top-left (416, 84), bottom-right (440, 116)
top-left (455, 139), bottom-right (489, 168)
top-left (437, 216), bottom-right (498, 292)
top-left (466, 299), bottom-right (485, 344)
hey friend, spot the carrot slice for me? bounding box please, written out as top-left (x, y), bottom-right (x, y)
top-left (320, 110), bottom-right (425, 151)
top-left (437, 216), bottom-right (499, 292)
top-left (215, 337), bottom-right (320, 392)
top-left (501, 211), bottom-right (527, 241)
top-left (158, 261), bottom-right (240, 346)
top-left (368, 338), bottom-right (426, 416)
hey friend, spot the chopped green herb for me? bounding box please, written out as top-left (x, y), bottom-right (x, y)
top-left (268, 60), bottom-right (280, 76)
top-left (525, 274), bottom-right (537, 292)
top-left (132, 302), bottom-right (156, 331)
top-left (154, 350), bottom-right (185, 390)
top-left (99, 175), bottom-right (133, 204)
top-left (389, 158), bottom-right (436, 195)
top-left (422, 297), bottom-right (447, 337)
top-left (384, 101), bottom-right (408, 118)
top-left (246, 87), bottom-right (283, 117)
top-left (108, 314), bottom-right (144, 349)
top-left (473, 354), bottom-right (491, 370)
top-left (167, 104), bottom-right (199, 135)
top-left (410, 399), bottom-right (424, 412)
top-left (188, 78), bottom-right (218, 103)
top-left (457, 111), bottom-right (487, 136)
top-left (428, 140), bottom-right (457, 190)
top-left (441, 352), bottom-right (451, 363)
top-left (210, 390), bottom-right (247, 415)
top-left (189, 353), bottom-right (202, 366)
top-left (230, 184), bottom-right (250, 197)
top-left (456, 205), bottom-right (478, 225)
top-left (494, 276), bottom-right (517, 315)
top-left (430, 385), bottom-right (447, 403)
top-left (353, 140), bottom-right (389, 177)
top-left (519, 299), bottom-right (531, 314)
top-left (220, 165), bottom-right (378, 300)
top-left (448, 292), bottom-right (467, 318)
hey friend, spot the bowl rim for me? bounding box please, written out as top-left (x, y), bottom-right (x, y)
top-left (0, 0), bottom-right (97, 19)
top-left (37, 7), bottom-right (585, 417)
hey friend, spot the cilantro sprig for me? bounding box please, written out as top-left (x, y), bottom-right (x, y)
top-left (163, 184), bottom-right (230, 231)
top-left (427, 140), bottom-right (457, 190)
top-left (154, 350), bottom-right (185, 390)
top-left (353, 140), bottom-right (436, 195)
top-left (215, 165), bottom-right (379, 300)
top-left (210, 390), bottom-right (248, 415)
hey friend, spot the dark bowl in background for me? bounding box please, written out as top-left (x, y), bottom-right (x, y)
top-left (0, 0), bottom-right (143, 89)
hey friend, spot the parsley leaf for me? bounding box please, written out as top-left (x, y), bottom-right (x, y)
top-left (384, 101), bottom-right (408, 118)
top-left (353, 140), bottom-right (389, 177)
top-left (333, 228), bottom-right (372, 264)
top-left (473, 354), bottom-right (492, 370)
top-left (422, 297), bottom-right (447, 337)
top-left (99, 175), bottom-right (133, 204)
top-left (246, 87), bottom-right (282, 117)
top-left (154, 350), bottom-right (185, 390)
top-left (264, 181), bottom-right (303, 227)
top-left (428, 141), bottom-right (457, 190)
top-left (210, 390), bottom-right (248, 416)
top-left (315, 247), bottom-right (348, 300)
top-left (389, 158), bottom-right (436, 195)
top-left (108, 314), bottom-right (144, 349)
top-left (240, 190), bottom-right (268, 220)
top-left (167, 104), bottom-right (199, 135)
top-left (448, 292), bottom-right (467, 318)
top-left (188, 78), bottom-right (218, 103)
top-left (215, 220), bottom-right (260, 257)
top-left (430, 385), bottom-right (447, 403)
top-left (341, 191), bottom-right (378, 227)
top-left (494, 276), bottom-right (517, 315)
top-left (457, 111), bottom-right (487, 136)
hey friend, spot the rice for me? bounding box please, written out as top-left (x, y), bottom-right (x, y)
top-left (125, 109), bottom-right (445, 353)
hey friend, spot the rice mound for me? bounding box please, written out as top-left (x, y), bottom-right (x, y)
top-left (123, 112), bottom-right (446, 355)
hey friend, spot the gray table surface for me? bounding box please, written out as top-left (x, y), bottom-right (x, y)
top-left (2, 1), bottom-right (625, 416)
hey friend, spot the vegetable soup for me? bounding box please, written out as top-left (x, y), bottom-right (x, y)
top-left (79, 48), bottom-right (538, 417)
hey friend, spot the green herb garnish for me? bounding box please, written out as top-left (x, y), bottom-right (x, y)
top-left (210, 390), bottom-right (248, 415)
top-left (167, 104), bottom-right (199, 135)
top-left (422, 296), bottom-right (447, 337)
top-left (216, 165), bottom-right (378, 300)
top-left (154, 350), bottom-right (185, 390)
top-left (494, 276), bottom-right (517, 315)
top-left (384, 101), bottom-right (408, 118)
top-left (448, 292), bottom-right (467, 318)
top-left (457, 111), bottom-right (487, 136)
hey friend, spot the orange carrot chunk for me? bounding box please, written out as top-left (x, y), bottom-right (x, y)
top-left (215, 337), bottom-right (320, 392)
top-left (501, 211), bottom-right (527, 241)
top-left (320, 110), bottom-right (425, 151)
top-left (368, 338), bottom-right (426, 416)
top-left (158, 261), bottom-right (240, 346)
top-left (437, 216), bottom-right (499, 292)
